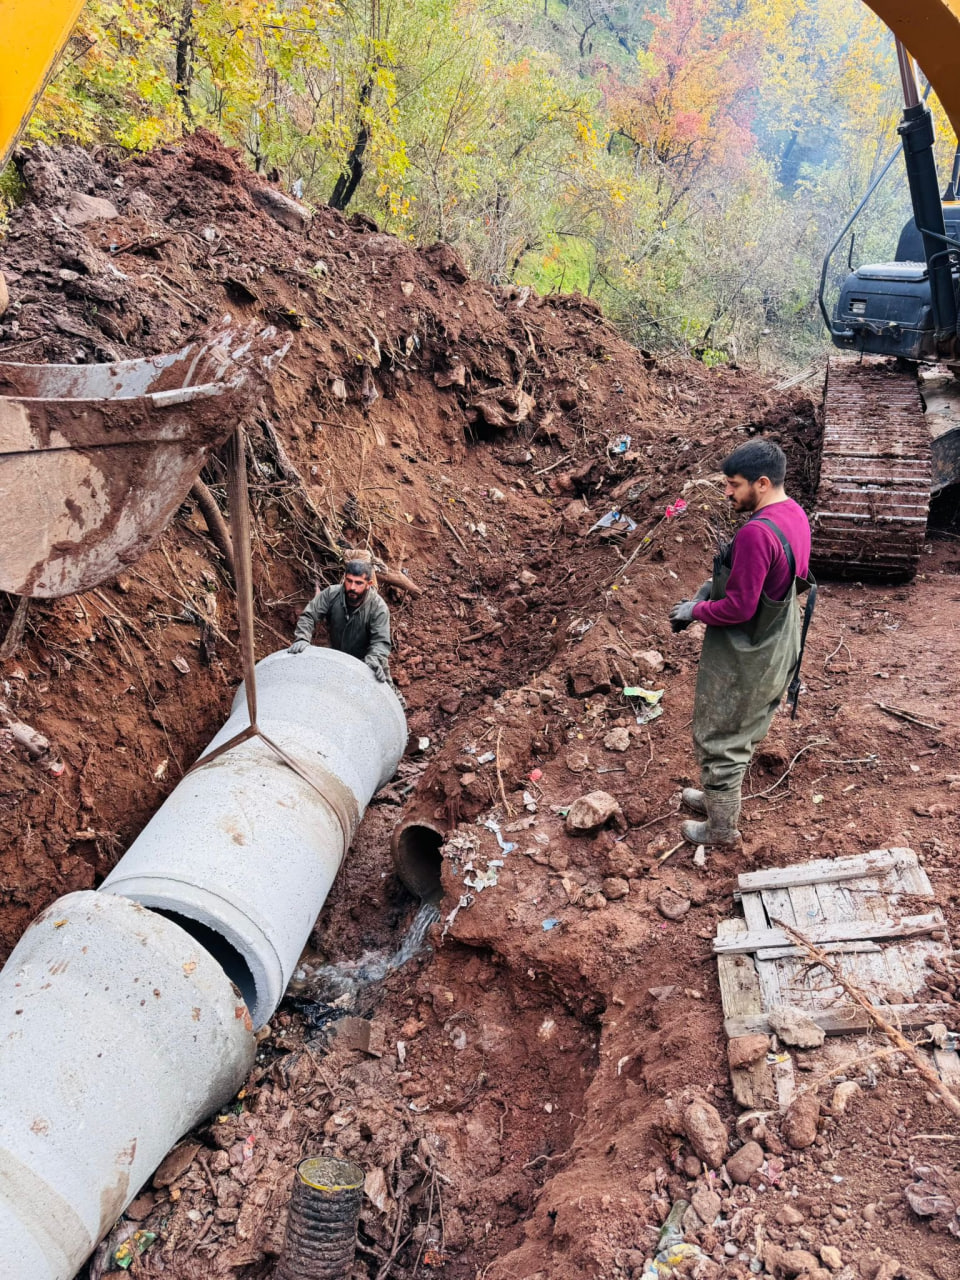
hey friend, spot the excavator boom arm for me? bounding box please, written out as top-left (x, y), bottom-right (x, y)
top-left (0, 0), bottom-right (87, 172)
top-left (866, 0), bottom-right (960, 138)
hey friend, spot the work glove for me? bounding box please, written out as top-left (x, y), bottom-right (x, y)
top-left (365, 654), bottom-right (388, 683)
top-left (669, 600), bottom-right (696, 633)
top-left (694, 580), bottom-right (712, 603)
top-left (288, 639), bottom-right (309, 654)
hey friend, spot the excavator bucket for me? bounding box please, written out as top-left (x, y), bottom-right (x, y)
top-left (0, 325), bottom-right (287, 598)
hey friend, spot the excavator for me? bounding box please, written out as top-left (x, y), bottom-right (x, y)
top-left (2, 1), bottom-right (960, 596)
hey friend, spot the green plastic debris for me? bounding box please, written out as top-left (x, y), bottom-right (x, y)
top-left (115, 1231), bottom-right (157, 1269)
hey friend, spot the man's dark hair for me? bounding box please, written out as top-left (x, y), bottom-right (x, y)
top-left (721, 440), bottom-right (787, 486)
top-left (344, 558), bottom-right (373, 579)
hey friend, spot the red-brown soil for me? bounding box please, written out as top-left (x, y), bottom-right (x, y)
top-left (1, 136), bottom-right (958, 1280)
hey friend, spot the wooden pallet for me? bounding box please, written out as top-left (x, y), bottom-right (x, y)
top-left (714, 849), bottom-right (957, 1109)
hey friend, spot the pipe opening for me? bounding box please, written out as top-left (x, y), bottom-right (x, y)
top-left (153, 908), bottom-right (258, 1014)
top-left (392, 822), bottom-right (444, 901)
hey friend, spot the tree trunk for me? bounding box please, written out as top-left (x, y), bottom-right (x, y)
top-left (329, 79), bottom-right (373, 211)
top-left (176, 0), bottom-right (195, 118)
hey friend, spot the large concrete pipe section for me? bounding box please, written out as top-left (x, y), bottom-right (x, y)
top-left (0, 891), bottom-right (255, 1279)
top-left (0, 647), bottom-right (404, 1277)
top-left (102, 647), bottom-right (408, 1027)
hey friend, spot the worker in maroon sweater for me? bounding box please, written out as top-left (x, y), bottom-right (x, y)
top-left (669, 440), bottom-right (813, 848)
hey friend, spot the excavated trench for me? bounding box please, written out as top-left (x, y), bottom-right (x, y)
top-left (4, 136), bottom-right (960, 1280)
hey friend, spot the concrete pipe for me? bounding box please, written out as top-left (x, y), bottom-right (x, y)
top-left (391, 815), bottom-right (446, 902)
top-left (101, 648), bottom-right (407, 1027)
top-left (0, 891), bottom-right (255, 1280)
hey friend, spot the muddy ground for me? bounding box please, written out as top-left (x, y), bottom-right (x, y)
top-left (1, 136), bottom-right (958, 1280)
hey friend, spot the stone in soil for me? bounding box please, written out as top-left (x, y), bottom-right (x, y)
top-left (767, 1004), bottom-right (826, 1048)
top-left (657, 889), bottom-right (691, 920)
top-left (727, 1033), bottom-right (769, 1070)
top-left (682, 1098), bottom-right (728, 1169)
top-left (602, 726), bottom-right (630, 752)
top-left (782, 1091), bottom-right (820, 1150)
top-left (601, 876), bottom-right (629, 900)
top-left (691, 1185), bottom-right (722, 1224)
top-left (725, 1140), bottom-right (764, 1184)
top-left (564, 790), bottom-right (622, 833)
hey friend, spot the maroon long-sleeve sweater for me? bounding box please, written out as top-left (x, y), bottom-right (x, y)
top-left (692, 498), bottom-right (811, 628)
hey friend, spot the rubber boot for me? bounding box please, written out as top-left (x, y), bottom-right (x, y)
top-left (681, 787), bottom-right (707, 815)
top-left (680, 787), bottom-right (741, 846)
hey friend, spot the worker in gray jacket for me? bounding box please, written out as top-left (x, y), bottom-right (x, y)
top-left (289, 559), bottom-right (392, 683)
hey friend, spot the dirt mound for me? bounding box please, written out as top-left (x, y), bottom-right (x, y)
top-left (3, 136), bottom-right (958, 1280)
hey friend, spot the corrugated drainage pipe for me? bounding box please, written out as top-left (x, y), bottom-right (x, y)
top-left (0, 647), bottom-right (405, 1278)
top-left (101, 648), bottom-right (408, 1026)
top-left (0, 891), bottom-right (255, 1279)
top-left (391, 815), bottom-right (446, 901)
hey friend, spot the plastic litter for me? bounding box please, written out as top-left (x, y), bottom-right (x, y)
top-left (477, 751), bottom-right (496, 764)
top-left (463, 859), bottom-right (503, 891)
top-left (587, 509), bottom-right (638, 535)
top-left (115, 1231), bottom-right (157, 1269)
top-left (623, 686), bottom-right (665, 725)
top-left (639, 1200), bottom-right (705, 1278)
top-left (608, 434), bottom-right (631, 455)
top-left (541, 918), bottom-right (561, 931)
top-left (482, 818), bottom-right (516, 855)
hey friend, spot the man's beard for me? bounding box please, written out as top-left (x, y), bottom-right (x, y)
top-left (729, 489), bottom-right (759, 514)
top-left (345, 588), bottom-right (366, 607)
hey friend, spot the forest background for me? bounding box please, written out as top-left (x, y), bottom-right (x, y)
top-left (9, 0), bottom-right (959, 368)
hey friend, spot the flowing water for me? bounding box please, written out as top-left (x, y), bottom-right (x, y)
top-left (289, 900), bottom-right (441, 1011)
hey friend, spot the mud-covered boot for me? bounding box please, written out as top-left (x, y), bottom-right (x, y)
top-left (680, 787), bottom-right (741, 846)
top-left (681, 787), bottom-right (707, 815)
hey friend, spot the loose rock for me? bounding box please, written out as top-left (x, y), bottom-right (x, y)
top-left (635, 648), bottom-right (665, 673)
top-left (768, 1004), bottom-right (826, 1049)
top-left (564, 747), bottom-right (591, 774)
top-left (820, 1246), bottom-right (842, 1271)
top-left (831, 1081), bottom-right (861, 1115)
top-left (657, 890), bottom-right (691, 920)
top-left (782, 1091), bottom-right (820, 1150)
top-left (61, 192), bottom-right (120, 225)
top-left (777, 1204), bottom-right (805, 1227)
top-left (565, 790), bottom-right (622, 833)
top-left (691, 1186), bottom-right (722, 1224)
top-left (682, 1098), bottom-right (728, 1169)
top-left (601, 876), bottom-right (629, 901)
top-left (728, 1034), bottom-right (769, 1070)
top-left (725, 1140), bottom-right (764, 1184)
top-left (602, 727), bottom-right (631, 752)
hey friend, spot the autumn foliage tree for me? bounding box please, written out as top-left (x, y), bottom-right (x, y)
top-left (605, 0), bottom-right (760, 215)
top-left (12, 0), bottom-right (952, 368)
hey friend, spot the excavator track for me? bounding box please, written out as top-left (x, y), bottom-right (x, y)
top-left (812, 358), bottom-right (931, 582)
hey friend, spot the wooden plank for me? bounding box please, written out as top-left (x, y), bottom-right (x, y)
top-left (740, 891), bottom-right (769, 933)
top-left (713, 913), bottom-right (944, 955)
top-left (716, 920), bottom-right (763, 1017)
top-left (789, 883), bottom-right (827, 930)
top-left (762, 887), bottom-right (796, 927)
top-left (772, 1053), bottom-right (796, 1109)
top-left (717, 920), bottom-right (777, 1109)
top-left (725, 1001), bottom-right (951, 1039)
top-left (934, 1048), bottom-right (960, 1088)
top-left (755, 957), bottom-right (784, 1010)
top-left (754, 940), bottom-right (882, 962)
top-left (737, 849), bottom-right (918, 892)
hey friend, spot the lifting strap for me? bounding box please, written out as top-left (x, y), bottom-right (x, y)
top-left (754, 516), bottom-right (818, 720)
top-left (184, 428), bottom-right (359, 851)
